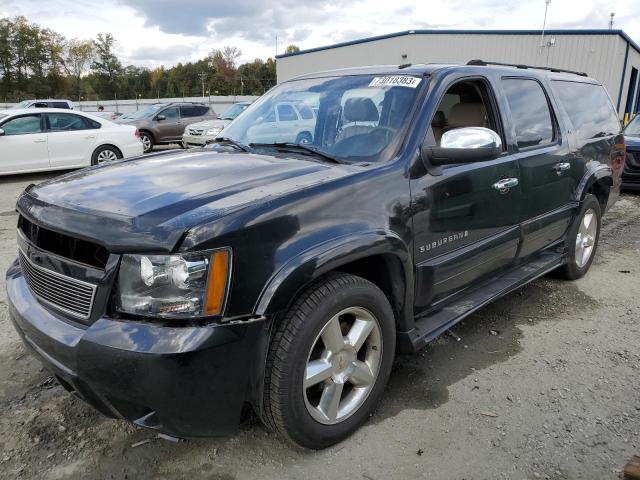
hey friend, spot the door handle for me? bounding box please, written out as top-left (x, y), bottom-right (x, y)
top-left (553, 162), bottom-right (571, 175)
top-left (33, 138), bottom-right (46, 143)
top-left (492, 178), bottom-right (519, 194)
top-left (84, 135), bottom-right (96, 140)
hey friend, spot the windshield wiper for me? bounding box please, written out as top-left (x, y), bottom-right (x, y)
top-left (249, 142), bottom-right (343, 164)
top-left (206, 137), bottom-right (251, 152)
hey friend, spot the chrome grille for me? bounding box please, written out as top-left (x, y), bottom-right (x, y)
top-left (18, 250), bottom-right (97, 321)
top-left (189, 128), bottom-right (203, 136)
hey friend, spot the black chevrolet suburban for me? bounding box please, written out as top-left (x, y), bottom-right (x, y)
top-left (6, 61), bottom-right (625, 449)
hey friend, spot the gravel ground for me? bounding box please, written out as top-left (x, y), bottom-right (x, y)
top-left (0, 171), bottom-right (638, 480)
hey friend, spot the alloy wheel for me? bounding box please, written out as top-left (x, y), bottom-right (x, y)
top-left (141, 135), bottom-right (151, 152)
top-left (96, 149), bottom-right (118, 163)
top-left (575, 208), bottom-right (597, 268)
top-left (303, 306), bottom-right (382, 425)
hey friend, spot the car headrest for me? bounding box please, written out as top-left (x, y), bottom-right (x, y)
top-left (344, 98), bottom-right (379, 122)
top-left (431, 110), bottom-right (446, 127)
top-left (448, 103), bottom-right (487, 128)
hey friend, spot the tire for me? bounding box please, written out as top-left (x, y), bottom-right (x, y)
top-left (295, 132), bottom-right (312, 145)
top-left (140, 132), bottom-right (154, 153)
top-left (263, 273), bottom-right (395, 449)
top-left (557, 193), bottom-right (602, 280)
top-left (91, 145), bottom-right (121, 165)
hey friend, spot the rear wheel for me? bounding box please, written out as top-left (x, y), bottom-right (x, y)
top-left (557, 193), bottom-right (601, 280)
top-left (91, 145), bottom-right (121, 165)
top-left (140, 132), bottom-right (153, 153)
top-left (263, 273), bottom-right (395, 449)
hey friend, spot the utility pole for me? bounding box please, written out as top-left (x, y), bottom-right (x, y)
top-left (275, 34), bottom-right (278, 57)
top-left (198, 73), bottom-right (207, 101)
top-left (609, 12), bottom-right (615, 30)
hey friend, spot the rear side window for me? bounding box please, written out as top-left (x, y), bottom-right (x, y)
top-left (297, 104), bottom-right (314, 120)
top-left (502, 78), bottom-right (555, 149)
top-left (180, 105), bottom-right (201, 117)
top-left (195, 106), bottom-right (210, 116)
top-left (52, 102), bottom-right (71, 109)
top-left (277, 104), bottom-right (298, 121)
top-left (47, 113), bottom-right (90, 131)
top-left (551, 81), bottom-right (620, 140)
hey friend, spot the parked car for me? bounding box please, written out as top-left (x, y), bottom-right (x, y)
top-left (0, 108), bottom-right (143, 175)
top-left (10, 99), bottom-right (74, 109)
top-left (117, 102), bottom-right (216, 152)
top-left (6, 62), bottom-right (624, 449)
top-left (182, 101), bottom-right (251, 147)
top-left (89, 111), bottom-right (122, 122)
top-left (622, 114), bottom-right (640, 190)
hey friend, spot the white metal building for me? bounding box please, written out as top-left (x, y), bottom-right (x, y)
top-left (276, 29), bottom-right (640, 119)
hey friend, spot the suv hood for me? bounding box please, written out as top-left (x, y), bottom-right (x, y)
top-left (18, 150), bottom-right (353, 252)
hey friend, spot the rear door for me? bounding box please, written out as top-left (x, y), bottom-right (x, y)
top-left (500, 77), bottom-right (575, 258)
top-left (0, 113), bottom-right (49, 173)
top-left (45, 112), bottom-right (98, 167)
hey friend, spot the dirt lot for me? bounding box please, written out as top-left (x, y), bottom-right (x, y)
top-left (0, 172), bottom-right (638, 480)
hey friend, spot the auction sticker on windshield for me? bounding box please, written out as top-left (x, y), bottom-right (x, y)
top-left (368, 76), bottom-right (422, 88)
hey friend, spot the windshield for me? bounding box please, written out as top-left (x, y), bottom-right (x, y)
top-left (222, 74), bottom-right (424, 163)
top-left (15, 101), bottom-right (31, 108)
top-left (625, 115), bottom-right (640, 136)
top-left (221, 103), bottom-right (248, 120)
top-left (128, 104), bottom-right (164, 120)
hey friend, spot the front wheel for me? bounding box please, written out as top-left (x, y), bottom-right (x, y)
top-left (140, 132), bottom-right (154, 153)
top-left (557, 193), bottom-right (602, 280)
top-left (263, 273), bottom-right (395, 449)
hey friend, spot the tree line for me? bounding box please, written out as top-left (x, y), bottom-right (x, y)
top-left (0, 16), bottom-right (288, 103)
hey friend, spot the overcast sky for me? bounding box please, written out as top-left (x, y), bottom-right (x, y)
top-left (2, 0), bottom-right (639, 68)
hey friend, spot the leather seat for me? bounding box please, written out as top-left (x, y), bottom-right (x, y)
top-left (337, 97), bottom-right (380, 142)
top-left (445, 103), bottom-right (488, 132)
top-left (431, 110), bottom-right (446, 143)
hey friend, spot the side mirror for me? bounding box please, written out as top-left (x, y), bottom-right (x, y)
top-left (156, 114), bottom-right (166, 121)
top-left (0, 128), bottom-right (4, 136)
top-left (422, 127), bottom-right (502, 166)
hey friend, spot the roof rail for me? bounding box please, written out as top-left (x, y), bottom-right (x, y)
top-left (467, 59), bottom-right (588, 77)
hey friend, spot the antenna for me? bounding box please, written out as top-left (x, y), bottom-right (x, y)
top-left (609, 12), bottom-right (615, 30)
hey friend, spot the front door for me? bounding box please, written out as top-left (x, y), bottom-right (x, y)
top-left (155, 106), bottom-right (182, 142)
top-left (411, 76), bottom-right (521, 315)
top-left (0, 113), bottom-right (49, 174)
top-left (499, 77), bottom-right (575, 258)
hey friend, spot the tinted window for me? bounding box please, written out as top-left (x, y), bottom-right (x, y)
top-left (196, 106), bottom-right (210, 116)
top-left (502, 78), bottom-right (554, 148)
top-left (160, 107), bottom-right (180, 119)
top-left (552, 81), bottom-right (621, 141)
top-left (2, 115), bottom-right (42, 135)
top-left (277, 104), bottom-right (298, 121)
top-left (47, 113), bottom-right (89, 131)
top-left (52, 102), bottom-right (71, 109)
top-left (180, 105), bottom-right (201, 117)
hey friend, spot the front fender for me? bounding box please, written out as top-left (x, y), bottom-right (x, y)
top-left (254, 229), bottom-right (414, 328)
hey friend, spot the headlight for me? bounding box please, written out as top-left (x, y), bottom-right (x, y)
top-left (115, 248), bottom-right (231, 319)
top-left (205, 127), bottom-right (223, 136)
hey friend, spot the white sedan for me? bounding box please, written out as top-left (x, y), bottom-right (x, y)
top-left (0, 108), bottom-right (144, 176)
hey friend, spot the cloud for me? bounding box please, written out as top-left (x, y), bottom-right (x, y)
top-left (128, 44), bottom-right (195, 63)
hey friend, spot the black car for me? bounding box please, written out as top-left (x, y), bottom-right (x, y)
top-left (622, 114), bottom-right (640, 190)
top-left (6, 61), bottom-right (624, 449)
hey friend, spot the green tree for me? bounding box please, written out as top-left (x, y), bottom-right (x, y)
top-left (285, 44), bottom-right (300, 54)
top-left (91, 33), bottom-right (122, 99)
top-left (65, 39), bottom-right (94, 101)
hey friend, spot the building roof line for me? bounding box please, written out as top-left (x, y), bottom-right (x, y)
top-left (276, 29), bottom-right (640, 59)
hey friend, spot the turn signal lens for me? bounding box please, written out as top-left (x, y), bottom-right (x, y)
top-left (205, 250), bottom-right (231, 315)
